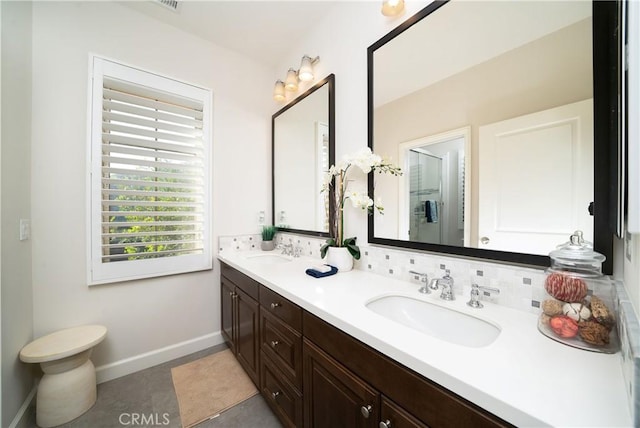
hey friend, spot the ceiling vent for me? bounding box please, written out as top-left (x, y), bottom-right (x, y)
top-left (155, 0), bottom-right (180, 12)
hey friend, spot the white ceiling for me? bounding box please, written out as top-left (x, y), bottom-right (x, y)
top-left (119, 1), bottom-right (340, 68)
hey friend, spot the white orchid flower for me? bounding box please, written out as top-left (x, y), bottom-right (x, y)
top-left (320, 147), bottom-right (401, 257)
top-left (347, 191), bottom-right (374, 210)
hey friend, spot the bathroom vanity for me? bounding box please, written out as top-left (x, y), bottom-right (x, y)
top-left (218, 251), bottom-right (632, 427)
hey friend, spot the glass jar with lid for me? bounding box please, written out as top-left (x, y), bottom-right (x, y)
top-left (538, 231), bottom-right (619, 353)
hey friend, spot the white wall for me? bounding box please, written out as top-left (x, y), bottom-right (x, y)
top-left (273, 1), bottom-right (640, 317)
top-left (1, 2), bottom-right (35, 426)
top-left (29, 1), bottom-right (272, 379)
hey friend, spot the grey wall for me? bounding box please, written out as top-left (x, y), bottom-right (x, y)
top-left (1, 1), bottom-right (35, 426)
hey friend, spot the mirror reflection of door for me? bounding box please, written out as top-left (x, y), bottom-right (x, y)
top-left (398, 127), bottom-right (470, 247)
top-left (477, 98), bottom-right (593, 253)
top-left (409, 149), bottom-right (443, 243)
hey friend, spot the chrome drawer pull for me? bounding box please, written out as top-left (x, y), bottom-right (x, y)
top-left (270, 340), bottom-right (279, 348)
top-left (379, 420), bottom-right (392, 428)
top-left (270, 302), bottom-right (281, 309)
top-left (271, 391), bottom-right (280, 400)
top-left (360, 405), bottom-right (373, 418)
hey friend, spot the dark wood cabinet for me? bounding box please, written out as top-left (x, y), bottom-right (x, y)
top-left (220, 277), bottom-right (234, 345)
top-left (220, 264), bottom-right (513, 428)
top-left (235, 286), bottom-right (260, 384)
top-left (260, 308), bottom-right (303, 388)
top-left (220, 263), bottom-right (260, 386)
top-left (380, 396), bottom-right (428, 428)
top-left (261, 349), bottom-right (304, 428)
top-left (303, 339), bottom-right (379, 428)
top-left (258, 284), bottom-right (304, 427)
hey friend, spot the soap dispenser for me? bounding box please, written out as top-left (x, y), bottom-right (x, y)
top-left (538, 231), bottom-right (619, 353)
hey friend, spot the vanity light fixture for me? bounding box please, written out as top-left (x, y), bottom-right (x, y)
top-left (273, 55), bottom-right (320, 102)
top-left (273, 80), bottom-right (285, 101)
top-left (298, 55), bottom-right (320, 82)
top-left (284, 68), bottom-right (299, 92)
top-left (381, 0), bottom-right (405, 17)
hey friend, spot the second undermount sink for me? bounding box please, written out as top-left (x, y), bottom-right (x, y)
top-left (244, 253), bottom-right (293, 264)
top-left (366, 295), bottom-right (500, 348)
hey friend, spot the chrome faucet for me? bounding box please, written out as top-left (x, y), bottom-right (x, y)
top-left (467, 283), bottom-right (500, 308)
top-left (280, 242), bottom-right (294, 256)
top-left (409, 271), bottom-right (430, 294)
top-left (428, 270), bottom-right (455, 301)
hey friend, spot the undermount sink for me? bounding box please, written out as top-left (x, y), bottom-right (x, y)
top-left (244, 253), bottom-right (292, 264)
top-left (366, 295), bottom-right (500, 348)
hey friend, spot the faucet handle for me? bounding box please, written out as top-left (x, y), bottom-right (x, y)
top-left (409, 271), bottom-right (430, 294)
top-left (467, 283), bottom-right (500, 308)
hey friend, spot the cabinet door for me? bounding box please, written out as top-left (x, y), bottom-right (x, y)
top-left (303, 339), bottom-right (379, 428)
top-left (380, 396), bottom-right (429, 428)
top-left (235, 286), bottom-right (260, 386)
top-left (220, 277), bottom-right (235, 349)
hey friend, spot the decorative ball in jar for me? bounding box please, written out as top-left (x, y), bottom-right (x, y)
top-left (537, 231), bottom-right (619, 353)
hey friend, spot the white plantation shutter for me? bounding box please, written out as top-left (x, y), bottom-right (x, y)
top-left (89, 57), bottom-right (212, 284)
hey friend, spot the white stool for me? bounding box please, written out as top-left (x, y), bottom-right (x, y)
top-left (20, 325), bottom-right (107, 427)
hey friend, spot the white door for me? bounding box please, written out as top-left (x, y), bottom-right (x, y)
top-left (477, 99), bottom-right (593, 255)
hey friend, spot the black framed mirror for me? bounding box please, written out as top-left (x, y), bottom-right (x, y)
top-left (368, 1), bottom-right (619, 274)
top-left (273, 74), bottom-right (335, 237)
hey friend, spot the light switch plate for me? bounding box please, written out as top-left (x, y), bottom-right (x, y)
top-left (19, 219), bottom-right (30, 241)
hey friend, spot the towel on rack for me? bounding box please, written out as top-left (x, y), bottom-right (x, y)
top-left (425, 200), bottom-right (438, 223)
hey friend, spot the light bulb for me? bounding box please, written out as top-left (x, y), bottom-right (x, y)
top-left (284, 68), bottom-right (298, 92)
top-left (273, 80), bottom-right (285, 101)
top-left (298, 55), bottom-right (315, 82)
top-left (381, 0), bottom-right (405, 17)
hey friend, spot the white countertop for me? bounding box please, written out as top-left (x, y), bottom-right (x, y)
top-left (218, 251), bottom-right (632, 427)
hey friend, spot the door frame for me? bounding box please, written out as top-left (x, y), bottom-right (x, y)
top-left (397, 126), bottom-right (471, 245)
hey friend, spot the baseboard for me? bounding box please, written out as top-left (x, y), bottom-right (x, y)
top-left (8, 385), bottom-right (37, 428)
top-left (95, 331), bottom-right (224, 384)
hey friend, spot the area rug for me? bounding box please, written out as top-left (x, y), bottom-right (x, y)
top-left (171, 349), bottom-right (259, 428)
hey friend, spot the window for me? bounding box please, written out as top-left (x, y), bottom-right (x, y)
top-left (88, 56), bottom-right (212, 285)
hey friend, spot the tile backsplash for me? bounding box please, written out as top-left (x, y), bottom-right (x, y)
top-left (219, 231), bottom-right (640, 423)
top-left (260, 231), bottom-right (548, 314)
top-left (616, 282), bottom-right (640, 426)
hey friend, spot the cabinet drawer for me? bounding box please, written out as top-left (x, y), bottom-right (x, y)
top-left (260, 352), bottom-right (303, 428)
top-left (260, 286), bottom-right (302, 331)
top-left (381, 395), bottom-right (428, 428)
top-left (260, 308), bottom-right (303, 389)
top-left (221, 262), bottom-right (260, 300)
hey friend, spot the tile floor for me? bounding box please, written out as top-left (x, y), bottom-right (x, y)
top-left (24, 344), bottom-right (282, 428)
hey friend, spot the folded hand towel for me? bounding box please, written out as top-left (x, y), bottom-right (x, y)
top-left (305, 265), bottom-right (338, 278)
top-left (312, 264), bottom-right (332, 273)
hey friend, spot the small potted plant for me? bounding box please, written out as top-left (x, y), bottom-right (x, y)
top-left (261, 225), bottom-right (277, 251)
